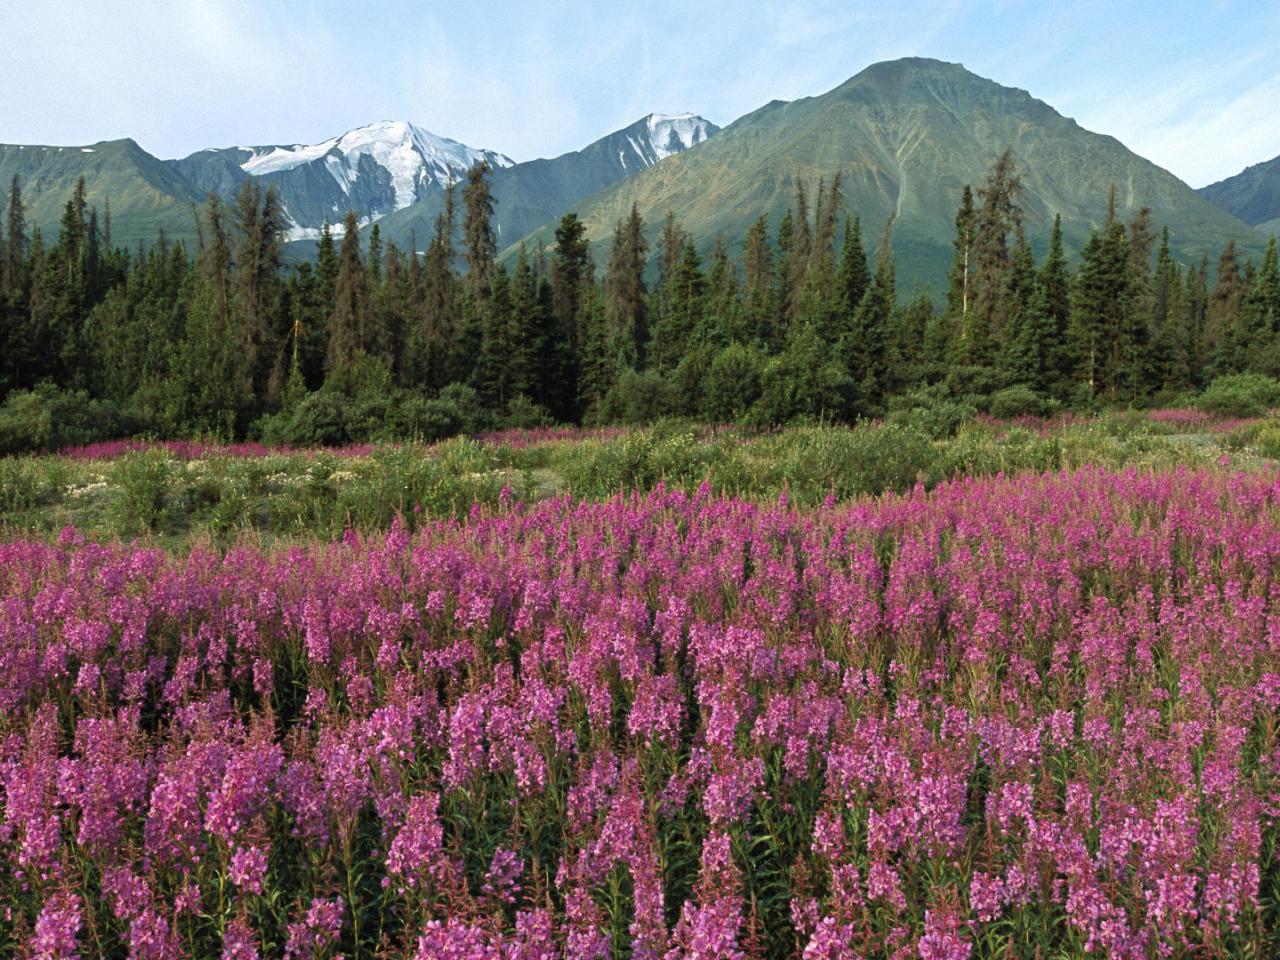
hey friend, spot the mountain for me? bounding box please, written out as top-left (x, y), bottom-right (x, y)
top-left (1199, 155), bottom-right (1280, 237)
top-left (366, 113), bottom-right (718, 252)
top-left (514, 58), bottom-right (1267, 287)
top-left (0, 138), bottom-right (202, 248)
top-left (173, 120), bottom-right (514, 241)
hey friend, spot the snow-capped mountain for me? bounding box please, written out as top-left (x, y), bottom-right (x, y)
top-left (636, 113), bottom-right (716, 163)
top-left (367, 112), bottom-right (720, 253)
top-left (173, 120), bottom-right (513, 241)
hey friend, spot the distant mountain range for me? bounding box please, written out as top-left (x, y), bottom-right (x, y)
top-left (366, 113), bottom-right (717, 254)
top-left (173, 120), bottom-right (516, 242)
top-left (0, 111), bottom-right (717, 260)
top-left (0, 58), bottom-right (1272, 288)
top-left (1199, 155), bottom-right (1280, 237)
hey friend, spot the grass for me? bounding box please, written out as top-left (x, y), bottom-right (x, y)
top-left (0, 410), bottom-right (1272, 546)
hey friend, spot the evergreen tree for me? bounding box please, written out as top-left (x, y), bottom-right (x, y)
top-left (702, 238), bottom-right (743, 346)
top-left (742, 216), bottom-right (775, 349)
top-left (1070, 198), bottom-right (1129, 397)
top-left (945, 184), bottom-right (976, 328)
top-left (605, 204), bottom-right (648, 370)
top-left (796, 174), bottom-right (843, 331)
top-left (4, 175), bottom-right (25, 297)
top-left (964, 151), bottom-right (1023, 367)
top-left (1150, 228), bottom-right (1189, 392)
top-left (232, 181), bottom-right (285, 404)
top-left (550, 213), bottom-right (590, 418)
top-left (844, 216), bottom-right (896, 415)
top-left (1039, 215), bottom-right (1073, 397)
top-left (1, 175), bottom-right (27, 390)
top-left (653, 237), bottom-right (704, 370)
top-left (415, 186), bottom-right (459, 390)
top-left (462, 162), bottom-right (496, 305)
top-left (1261, 237), bottom-right (1280, 334)
top-left (772, 209), bottom-right (796, 340)
top-left (474, 264), bottom-right (515, 413)
top-left (833, 215), bottom-right (869, 345)
top-left (325, 212), bottom-right (369, 380)
top-left (1209, 240), bottom-right (1245, 375)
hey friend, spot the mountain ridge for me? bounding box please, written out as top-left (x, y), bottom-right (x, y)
top-left (511, 57), bottom-right (1267, 287)
top-left (358, 112), bottom-right (719, 253)
top-left (1199, 153), bottom-right (1280, 236)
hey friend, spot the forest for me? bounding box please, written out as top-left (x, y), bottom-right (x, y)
top-left (1, 150), bottom-right (1279, 453)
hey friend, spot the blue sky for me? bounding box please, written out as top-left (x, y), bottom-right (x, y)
top-left (2, 0), bottom-right (1278, 187)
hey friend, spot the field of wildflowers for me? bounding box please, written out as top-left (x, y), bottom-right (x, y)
top-left (2, 459), bottom-right (1280, 958)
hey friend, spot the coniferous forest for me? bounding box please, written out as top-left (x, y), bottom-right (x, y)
top-left (1, 150), bottom-right (1279, 453)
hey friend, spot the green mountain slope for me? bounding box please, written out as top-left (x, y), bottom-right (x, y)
top-left (0, 138), bottom-right (201, 248)
top-left (516, 58), bottom-right (1267, 288)
top-left (1200, 154), bottom-right (1280, 232)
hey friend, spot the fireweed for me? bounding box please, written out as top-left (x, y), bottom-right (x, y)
top-left (0, 466), bottom-right (1279, 957)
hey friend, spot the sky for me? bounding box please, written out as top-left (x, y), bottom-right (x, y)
top-left (2, 0), bottom-right (1278, 188)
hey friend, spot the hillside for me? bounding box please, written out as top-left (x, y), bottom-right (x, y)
top-left (516, 58), bottom-right (1268, 288)
top-left (0, 138), bottom-right (202, 248)
top-left (1200, 154), bottom-right (1280, 236)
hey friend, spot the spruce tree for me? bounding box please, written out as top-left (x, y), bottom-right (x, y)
top-left (550, 213), bottom-right (589, 418)
top-left (1118, 207), bottom-right (1155, 399)
top-left (1039, 214), bottom-right (1073, 396)
top-left (508, 245), bottom-right (541, 404)
top-left (4, 176), bottom-right (25, 299)
top-left (474, 264), bottom-right (515, 414)
top-left (416, 186), bottom-right (459, 390)
top-left (1150, 228), bottom-right (1188, 392)
top-left (834, 216), bottom-right (869, 344)
top-left (945, 185), bottom-right (976, 325)
top-left (1259, 237), bottom-right (1280, 339)
top-left (1068, 193), bottom-right (1130, 398)
top-left (462, 162), bottom-right (496, 305)
top-left (326, 212), bottom-right (369, 381)
top-left (965, 150), bottom-right (1023, 368)
top-left (844, 215), bottom-right (896, 415)
top-left (1209, 240), bottom-right (1244, 376)
top-left (702, 238), bottom-right (742, 346)
top-left (605, 204), bottom-right (648, 370)
top-left (233, 181), bottom-right (285, 404)
top-left (742, 216), bottom-right (775, 349)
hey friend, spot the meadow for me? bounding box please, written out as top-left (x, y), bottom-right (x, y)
top-left (3, 412), bottom-right (1280, 958)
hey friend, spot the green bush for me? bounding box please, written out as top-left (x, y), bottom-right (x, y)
top-left (0, 458), bottom-right (44, 512)
top-left (502, 395), bottom-right (554, 430)
top-left (703, 343), bottom-right (764, 423)
top-left (987, 384), bottom-right (1050, 419)
top-left (111, 451), bottom-right (175, 533)
top-left (1197, 374), bottom-right (1280, 418)
top-left (773, 423), bottom-right (933, 501)
top-left (608, 369), bottom-right (677, 424)
top-left (886, 386), bottom-right (976, 439)
top-left (1251, 423), bottom-right (1280, 459)
top-left (0, 384), bottom-right (132, 454)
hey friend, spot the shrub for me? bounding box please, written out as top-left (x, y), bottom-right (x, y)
top-left (987, 384), bottom-right (1050, 419)
top-left (110, 450), bottom-right (175, 532)
top-left (702, 343), bottom-right (764, 423)
top-left (0, 458), bottom-right (44, 512)
top-left (0, 385), bottom-right (131, 455)
top-left (1197, 374), bottom-right (1280, 418)
top-left (501, 395), bottom-right (554, 430)
top-left (887, 386), bottom-right (976, 439)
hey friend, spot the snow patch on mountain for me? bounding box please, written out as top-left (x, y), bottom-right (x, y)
top-left (239, 120), bottom-right (514, 210)
top-left (645, 113), bottom-right (714, 160)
